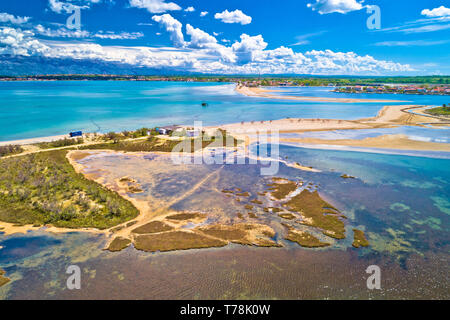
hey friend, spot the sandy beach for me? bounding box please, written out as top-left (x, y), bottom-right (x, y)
top-left (235, 85), bottom-right (408, 103)
top-left (279, 134), bottom-right (450, 152)
top-left (214, 104), bottom-right (450, 152)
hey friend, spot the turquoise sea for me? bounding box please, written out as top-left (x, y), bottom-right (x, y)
top-left (0, 81), bottom-right (449, 299)
top-left (0, 81), bottom-right (447, 142)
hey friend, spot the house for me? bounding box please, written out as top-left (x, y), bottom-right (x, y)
top-left (156, 125), bottom-right (182, 135)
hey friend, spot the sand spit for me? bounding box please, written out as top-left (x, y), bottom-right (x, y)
top-left (214, 105), bottom-right (450, 153)
top-left (235, 86), bottom-right (407, 103)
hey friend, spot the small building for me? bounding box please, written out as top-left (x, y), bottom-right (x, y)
top-left (186, 129), bottom-right (200, 137)
top-left (156, 125), bottom-right (182, 135)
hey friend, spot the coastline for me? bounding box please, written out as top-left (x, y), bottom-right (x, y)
top-left (235, 85), bottom-right (408, 103)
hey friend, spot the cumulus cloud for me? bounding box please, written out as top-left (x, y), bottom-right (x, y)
top-left (152, 14), bottom-right (184, 47)
top-left (421, 6), bottom-right (450, 18)
top-left (214, 9), bottom-right (252, 25)
top-left (200, 11), bottom-right (208, 17)
top-left (0, 27), bottom-right (49, 56)
top-left (0, 25), bottom-right (414, 75)
top-left (232, 34), bottom-right (267, 63)
top-left (185, 24), bottom-right (218, 49)
top-left (307, 0), bottom-right (364, 14)
top-left (34, 25), bottom-right (144, 39)
top-left (184, 6), bottom-right (195, 12)
top-left (48, 0), bottom-right (88, 14)
top-left (0, 12), bottom-right (31, 25)
top-left (129, 0), bottom-right (181, 14)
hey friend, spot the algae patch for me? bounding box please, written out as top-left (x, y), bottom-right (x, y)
top-left (0, 269), bottom-right (10, 287)
top-left (107, 237), bottom-right (132, 252)
top-left (134, 231), bottom-right (227, 252)
top-left (285, 189), bottom-right (346, 239)
top-left (266, 178), bottom-right (298, 200)
top-left (284, 225), bottom-right (330, 248)
top-left (352, 229), bottom-right (369, 248)
top-left (131, 221), bottom-right (174, 234)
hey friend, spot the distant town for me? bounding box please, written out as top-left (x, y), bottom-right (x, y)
top-left (333, 84), bottom-right (450, 96)
top-left (0, 74), bottom-right (449, 96)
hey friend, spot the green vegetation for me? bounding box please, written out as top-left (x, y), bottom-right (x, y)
top-left (352, 229), bottom-right (370, 248)
top-left (81, 135), bottom-right (239, 153)
top-left (0, 144), bottom-right (23, 157)
top-left (285, 189), bottom-right (346, 239)
top-left (131, 221), bottom-right (174, 234)
top-left (134, 231), bottom-right (228, 252)
top-left (166, 212), bottom-right (206, 221)
top-left (3, 74), bottom-right (449, 84)
top-left (424, 106), bottom-right (450, 117)
top-left (36, 138), bottom-right (84, 149)
top-left (0, 150), bottom-right (139, 229)
top-left (278, 213), bottom-right (296, 220)
top-left (266, 178), bottom-right (298, 200)
top-left (0, 269), bottom-right (10, 287)
top-left (284, 224), bottom-right (330, 248)
top-left (107, 237), bottom-right (132, 252)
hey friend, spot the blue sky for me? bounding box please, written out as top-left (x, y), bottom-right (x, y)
top-left (0, 0), bottom-right (449, 75)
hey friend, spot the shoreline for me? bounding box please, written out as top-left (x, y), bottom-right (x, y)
top-left (235, 85), bottom-right (408, 103)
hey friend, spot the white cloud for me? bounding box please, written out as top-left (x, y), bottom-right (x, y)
top-left (0, 12), bottom-right (31, 25)
top-left (200, 11), bottom-right (208, 17)
top-left (291, 31), bottom-right (327, 46)
top-left (0, 27), bottom-right (49, 56)
top-left (184, 6), bottom-right (195, 12)
top-left (34, 25), bottom-right (144, 39)
top-left (0, 26), bottom-right (415, 75)
top-left (214, 9), bottom-right (252, 25)
top-left (35, 25), bottom-right (90, 38)
top-left (152, 14), bottom-right (184, 47)
top-left (93, 31), bottom-right (144, 39)
top-left (307, 0), bottom-right (364, 14)
top-left (129, 0), bottom-right (181, 14)
top-left (232, 34), bottom-right (267, 63)
top-left (48, 0), bottom-right (88, 14)
top-left (421, 6), bottom-right (450, 18)
top-left (374, 40), bottom-right (449, 46)
top-left (186, 24), bottom-right (217, 48)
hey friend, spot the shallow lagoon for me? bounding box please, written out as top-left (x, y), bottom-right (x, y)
top-left (1, 145), bottom-right (448, 299)
top-left (0, 81), bottom-right (448, 141)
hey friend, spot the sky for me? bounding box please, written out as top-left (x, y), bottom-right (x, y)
top-left (0, 0), bottom-right (449, 75)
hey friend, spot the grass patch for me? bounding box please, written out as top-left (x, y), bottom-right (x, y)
top-left (424, 106), bottom-right (450, 117)
top-left (197, 225), bottom-right (248, 241)
top-left (279, 213), bottom-right (296, 220)
top-left (0, 269), bottom-right (10, 287)
top-left (166, 212), bottom-right (206, 221)
top-left (134, 231), bottom-right (227, 252)
top-left (0, 145), bottom-right (24, 157)
top-left (0, 150), bottom-right (139, 229)
top-left (131, 221), bottom-right (174, 234)
top-left (285, 189), bottom-right (346, 239)
top-left (81, 135), bottom-right (240, 154)
top-left (266, 178), bottom-right (298, 200)
top-left (107, 237), bottom-right (131, 252)
top-left (36, 138), bottom-right (84, 149)
top-left (352, 229), bottom-right (370, 248)
top-left (284, 225), bottom-right (330, 248)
